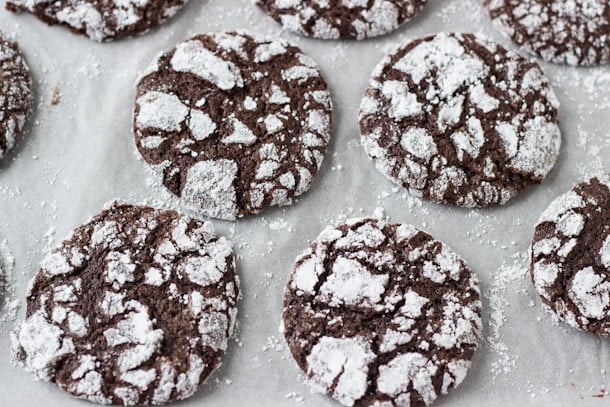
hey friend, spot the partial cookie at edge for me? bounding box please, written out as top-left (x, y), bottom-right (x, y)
top-left (531, 175), bottom-right (610, 337)
top-left (483, 0), bottom-right (610, 66)
top-left (6, 0), bottom-right (190, 42)
top-left (0, 33), bottom-right (32, 161)
top-left (256, 0), bottom-right (429, 40)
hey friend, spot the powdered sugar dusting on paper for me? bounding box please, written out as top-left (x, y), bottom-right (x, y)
top-left (0, 239), bottom-right (18, 323)
top-left (486, 253), bottom-right (528, 379)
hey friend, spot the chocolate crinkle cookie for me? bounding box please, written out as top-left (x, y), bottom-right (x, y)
top-left (484, 0), bottom-right (610, 66)
top-left (531, 175), bottom-right (610, 337)
top-left (0, 33), bottom-right (32, 162)
top-left (11, 201), bottom-right (240, 406)
top-left (133, 31), bottom-right (332, 221)
top-left (6, 0), bottom-right (189, 42)
top-left (359, 32), bottom-right (561, 208)
top-left (282, 218), bottom-right (482, 407)
top-left (255, 0), bottom-right (428, 40)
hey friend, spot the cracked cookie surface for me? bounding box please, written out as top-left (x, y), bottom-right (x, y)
top-left (484, 0), bottom-right (610, 66)
top-left (12, 201), bottom-right (239, 405)
top-left (6, 0), bottom-right (189, 42)
top-left (255, 0), bottom-right (428, 40)
top-left (0, 33), bottom-right (31, 161)
top-left (133, 31), bottom-right (332, 221)
top-left (359, 32), bottom-right (561, 208)
top-left (531, 175), bottom-right (610, 337)
top-left (282, 218), bottom-right (482, 407)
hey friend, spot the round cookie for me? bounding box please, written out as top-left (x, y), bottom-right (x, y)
top-left (0, 33), bottom-right (32, 161)
top-left (255, 0), bottom-right (428, 40)
top-left (12, 201), bottom-right (239, 405)
top-left (133, 31), bottom-right (332, 221)
top-left (282, 218), bottom-right (482, 407)
top-left (484, 0), bottom-right (610, 66)
top-left (531, 175), bottom-right (610, 337)
top-left (359, 32), bottom-right (561, 208)
top-left (6, 0), bottom-right (189, 42)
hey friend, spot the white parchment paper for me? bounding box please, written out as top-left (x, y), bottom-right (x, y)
top-left (1, 0), bottom-right (610, 406)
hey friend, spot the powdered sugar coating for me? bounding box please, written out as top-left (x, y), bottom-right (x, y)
top-left (255, 0), bottom-right (428, 40)
top-left (306, 336), bottom-right (376, 406)
top-left (6, 0), bottom-right (189, 42)
top-left (484, 0), bottom-right (610, 66)
top-left (283, 218), bottom-right (482, 407)
top-left (134, 31), bottom-right (332, 221)
top-left (0, 33), bottom-right (32, 161)
top-left (531, 175), bottom-right (610, 337)
top-left (12, 201), bottom-right (239, 405)
top-left (359, 32), bottom-right (561, 208)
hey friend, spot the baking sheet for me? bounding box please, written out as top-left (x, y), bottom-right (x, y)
top-left (1, 0), bottom-right (610, 405)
